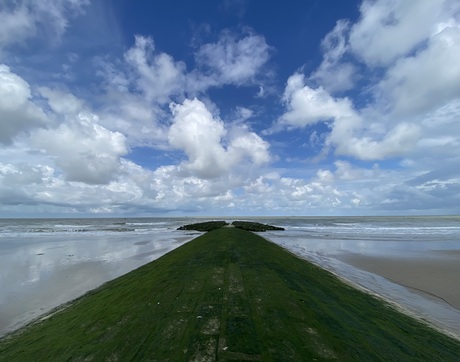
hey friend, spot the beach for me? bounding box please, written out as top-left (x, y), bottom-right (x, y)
top-left (2, 227), bottom-right (460, 361)
top-left (0, 218), bottom-right (201, 337)
top-left (1, 216), bottom-right (460, 339)
top-left (260, 215), bottom-right (460, 337)
top-left (338, 251), bottom-right (460, 309)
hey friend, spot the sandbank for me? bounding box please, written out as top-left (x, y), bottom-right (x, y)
top-left (338, 252), bottom-right (460, 310)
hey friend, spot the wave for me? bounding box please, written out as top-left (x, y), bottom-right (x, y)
top-left (25, 227), bottom-right (137, 234)
top-left (126, 222), bottom-right (167, 226)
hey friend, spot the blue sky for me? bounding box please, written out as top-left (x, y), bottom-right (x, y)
top-left (1, 0), bottom-right (460, 217)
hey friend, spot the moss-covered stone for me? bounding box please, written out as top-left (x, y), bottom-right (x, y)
top-left (232, 220), bottom-right (284, 231)
top-left (1, 228), bottom-right (459, 361)
top-left (177, 220), bottom-right (228, 232)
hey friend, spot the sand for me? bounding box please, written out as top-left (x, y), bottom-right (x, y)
top-left (3, 227), bottom-right (460, 360)
top-left (0, 235), bottom-right (195, 337)
top-left (338, 251), bottom-right (460, 310)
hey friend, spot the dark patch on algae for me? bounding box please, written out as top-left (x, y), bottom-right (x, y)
top-left (177, 221), bottom-right (228, 232)
top-left (1, 228), bottom-right (460, 361)
top-left (232, 221), bottom-right (284, 232)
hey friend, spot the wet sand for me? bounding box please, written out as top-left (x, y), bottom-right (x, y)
top-left (0, 234), bottom-right (196, 337)
top-left (338, 252), bottom-right (460, 310)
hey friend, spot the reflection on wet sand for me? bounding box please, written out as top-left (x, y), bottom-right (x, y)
top-left (0, 233), bottom-right (195, 337)
top-left (338, 252), bottom-right (460, 310)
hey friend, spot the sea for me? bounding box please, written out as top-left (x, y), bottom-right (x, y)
top-left (1, 216), bottom-right (460, 338)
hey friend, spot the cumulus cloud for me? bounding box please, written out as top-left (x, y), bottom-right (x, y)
top-left (2, 0), bottom-right (460, 216)
top-left (29, 91), bottom-right (128, 185)
top-left (124, 35), bottom-right (186, 104)
top-left (0, 0), bottom-right (89, 51)
top-left (349, 0), bottom-right (449, 66)
top-left (169, 98), bottom-right (228, 178)
top-left (239, 169), bottom-right (357, 213)
top-left (32, 118), bottom-right (126, 185)
top-left (278, 73), bottom-right (422, 160)
top-left (277, 0), bottom-right (460, 166)
top-left (169, 98), bottom-right (270, 179)
top-left (94, 55), bottom-right (169, 148)
top-left (96, 30), bottom-right (271, 148)
top-left (0, 162), bottom-right (51, 206)
top-left (310, 20), bottom-right (357, 92)
top-left (228, 130), bottom-right (270, 165)
top-left (274, 0), bottom-right (460, 213)
top-left (0, 64), bottom-right (46, 144)
top-left (331, 122), bottom-right (421, 160)
top-left (93, 38), bottom-right (180, 149)
top-left (101, 29), bottom-right (271, 116)
top-left (378, 23), bottom-right (460, 116)
top-left (279, 73), bottom-right (358, 127)
top-left (100, 94), bottom-right (168, 148)
top-left (38, 86), bottom-right (84, 115)
top-left (190, 29), bottom-right (271, 91)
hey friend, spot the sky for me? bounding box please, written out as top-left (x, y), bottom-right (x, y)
top-left (0, 0), bottom-right (459, 217)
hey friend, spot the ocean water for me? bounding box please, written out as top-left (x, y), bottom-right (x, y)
top-left (1, 216), bottom-right (460, 337)
top-left (259, 215), bottom-right (460, 255)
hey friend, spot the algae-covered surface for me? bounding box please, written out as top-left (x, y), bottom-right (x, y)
top-left (1, 228), bottom-right (460, 361)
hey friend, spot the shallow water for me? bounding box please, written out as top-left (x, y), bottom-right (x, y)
top-left (0, 218), bottom-right (204, 336)
top-left (1, 216), bottom-right (460, 338)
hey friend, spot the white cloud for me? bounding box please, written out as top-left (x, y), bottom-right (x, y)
top-left (330, 122), bottom-right (421, 160)
top-left (190, 29), bottom-right (271, 91)
top-left (0, 5), bottom-right (33, 50)
top-left (415, 101), bottom-right (460, 160)
top-left (98, 92), bottom-right (168, 148)
top-left (38, 86), bottom-right (84, 115)
top-left (0, 0), bottom-right (89, 52)
top-left (168, 98), bottom-right (270, 179)
top-left (378, 23), bottom-right (460, 116)
top-left (240, 171), bottom-right (352, 212)
top-left (349, 0), bottom-right (449, 66)
top-left (278, 73), bottom-right (422, 160)
top-left (2, 0), bottom-right (460, 216)
top-left (94, 30), bottom-right (272, 148)
top-left (228, 131), bottom-right (270, 165)
top-left (0, 162), bottom-right (51, 206)
top-left (31, 110), bottom-right (127, 185)
top-left (93, 39), bottom-right (179, 148)
top-left (0, 64), bottom-right (47, 144)
top-left (279, 73), bottom-right (358, 127)
top-left (0, 157), bottom-right (160, 214)
top-left (310, 20), bottom-right (357, 92)
top-left (124, 35), bottom-right (186, 104)
top-left (234, 106), bottom-right (253, 122)
top-left (276, 0), bottom-right (460, 169)
top-left (169, 98), bottom-right (228, 179)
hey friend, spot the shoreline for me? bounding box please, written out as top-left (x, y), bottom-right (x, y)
top-left (274, 243), bottom-right (460, 341)
top-left (2, 228), bottom-right (460, 360)
top-left (337, 252), bottom-right (460, 311)
top-left (261, 234), bottom-right (460, 341)
top-left (3, 229), bottom-right (460, 343)
top-left (8, 244), bottom-right (460, 343)
top-left (0, 234), bottom-right (197, 338)
top-left (306, 254), bottom-right (460, 342)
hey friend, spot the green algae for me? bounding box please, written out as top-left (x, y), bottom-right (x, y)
top-left (177, 221), bottom-right (228, 232)
top-left (1, 228), bottom-right (459, 361)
